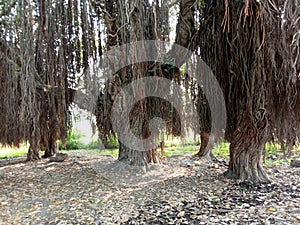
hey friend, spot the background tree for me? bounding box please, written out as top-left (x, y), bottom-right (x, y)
top-left (0, 0), bottom-right (98, 160)
top-left (95, 0), bottom-right (198, 167)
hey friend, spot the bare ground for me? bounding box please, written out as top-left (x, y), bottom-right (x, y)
top-left (0, 153), bottom-right (299, 225)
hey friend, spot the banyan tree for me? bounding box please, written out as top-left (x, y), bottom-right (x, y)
top-left (95, 0), bottom-right (199, 167)
top-left (1, 0), bottom-right (300, 183)
top-left (95, 0), bottom-right (300, 183)
top-left (0, 0), bottom-right (197, 162)
top-left (199, 0), bottom-right (300, 182)
top-left (0, 0), bottom-right (98, 160)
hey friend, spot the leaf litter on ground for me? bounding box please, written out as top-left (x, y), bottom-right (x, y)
top-left (0, 153), bottom-right (299, 224)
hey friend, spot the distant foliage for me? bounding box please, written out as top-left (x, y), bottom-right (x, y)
top-left (59, 130), bottom-right (85, 150)
top-left (103, 136), bottom-right (119, 149)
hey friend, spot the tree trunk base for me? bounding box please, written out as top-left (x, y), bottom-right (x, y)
top-left (195, 131), bottom-right (217, 161)
top-left (118, 139), bottom-right (165, 168)
top-left (147, 148), bottom-right (165, 164)
top-left (223, 169), bottom-right (270, 184)
top-left (225, 142), bottom-right (271, 184)
top-left (42, 140), bottom-right (58, 158)
top-left (118, 141), bottom-right (149, 167)
top-left (27, 140), bottom-right (40, 161)
top-left (194, 151), bottom-right (217, 161)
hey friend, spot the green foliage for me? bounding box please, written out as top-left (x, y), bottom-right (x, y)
top-left (165, 145), bottom-right (198, 156)
top-left (213, 142), bottom-right (230, 157)
top-left (59, 130), bottom-right (85, 150)
top-left (103, 136), bottom-right (119, 149)
top-left (182, 139), bottom-right (200, 146)
top-left (264, 142), bottom-right (281, 157)
top-left (60, 148), bottom-right (119, 156)
top-left (264, 159), bottom-right (289, 166)
top-left (58, 132), bottom-right (119, 151)
top-left (197, 0), bottom-right (205, 6)
top-left (86, 140), bottom-right (102, 149)
top-left (87, 149), bottom-right (119, 156)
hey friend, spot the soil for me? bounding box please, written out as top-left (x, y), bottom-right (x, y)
top-left (0, 153), bottom-right (299, 224)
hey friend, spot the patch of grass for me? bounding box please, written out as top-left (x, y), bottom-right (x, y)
top-left (86, 140), bottom-right (103, 149)
top-left (265, 142), bottom-right (281, 158)
top-left (165, 145), bottom-right (198, 156)
top-left (181, 139), bottom-right (200, 146)
top-left (2, 136), bottom-right (295, 167)
top-left (265, 142), bottom-right (281, 151)
top-left (264, 159), bottom-right (289, 166)
top-left (103, 136), bottom-right (119, 149)
top-left (0, 150), bottom-right (27, 159)
top-left (213, 142), bottom-right (230, 157)
top-left (0, 145), bottom-right (28, 159)
top-left (86, 136), bottom-right (119, 150)
top-left (166, 145), bottom-right (198, 152)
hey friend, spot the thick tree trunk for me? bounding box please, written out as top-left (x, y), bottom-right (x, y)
top-left (118, 141), bottom-right (148, 167)
top-left (167, 0), bottom-right (197, 67)
top-left (27, 138), bottom-right (40, 161)
top-left (224, 138), bottom-right (270, 183)
top-left (118, 121), bottom-right (163, 166)
top-left (195, 131), bottom-right (216, 161)
top-left (100, 0), bottom-right (198, 169)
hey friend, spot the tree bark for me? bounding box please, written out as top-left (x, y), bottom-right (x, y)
top-left (224, 137), bottom-right (270, 183)
top-left (42, 139), bottom-right (58, 158)
top-left (27, 138), bottom-right (40, 161)
top-left (147, 148), bottom-right (161, 164)
top-left (195, 131), bottom-right (216, 161)
top-left (117, 115), bottom-right (163, 166)
top-left (99, 0), bottom-right (198, 168)
top-left (167, 0), bottom-right (197, 67)
top-left (118, 141), bottom-right (148, 167)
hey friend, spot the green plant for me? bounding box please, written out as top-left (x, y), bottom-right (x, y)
top-left (87, 139), bottom-right (102, 149)
top-left (0, 149), bottom-right (27, 159)
top-left (103, 136), bottom-right (119, 149)
top-left (264, 159), bottom-right (289, 166)
top-left (164, 145), bottom-right (198, 156)
top-left (265, 142), bottom-right (281, 157)
top-left (59, 130), bottom-right (86, 150)
top-left (213, 142), bottom-right (230, 157)
top-left (82, 148), bottom-right (119, 155)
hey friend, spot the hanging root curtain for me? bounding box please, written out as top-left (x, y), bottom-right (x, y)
top-left (199, 0), bottom-right (300, 182)
top-left (95, 0), bottom-right (201, 167)
top-left (0, 0), bottom-right (100, 160)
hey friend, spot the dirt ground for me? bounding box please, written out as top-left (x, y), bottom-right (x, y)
top-left (0, 153), bottom-right (299, 224)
